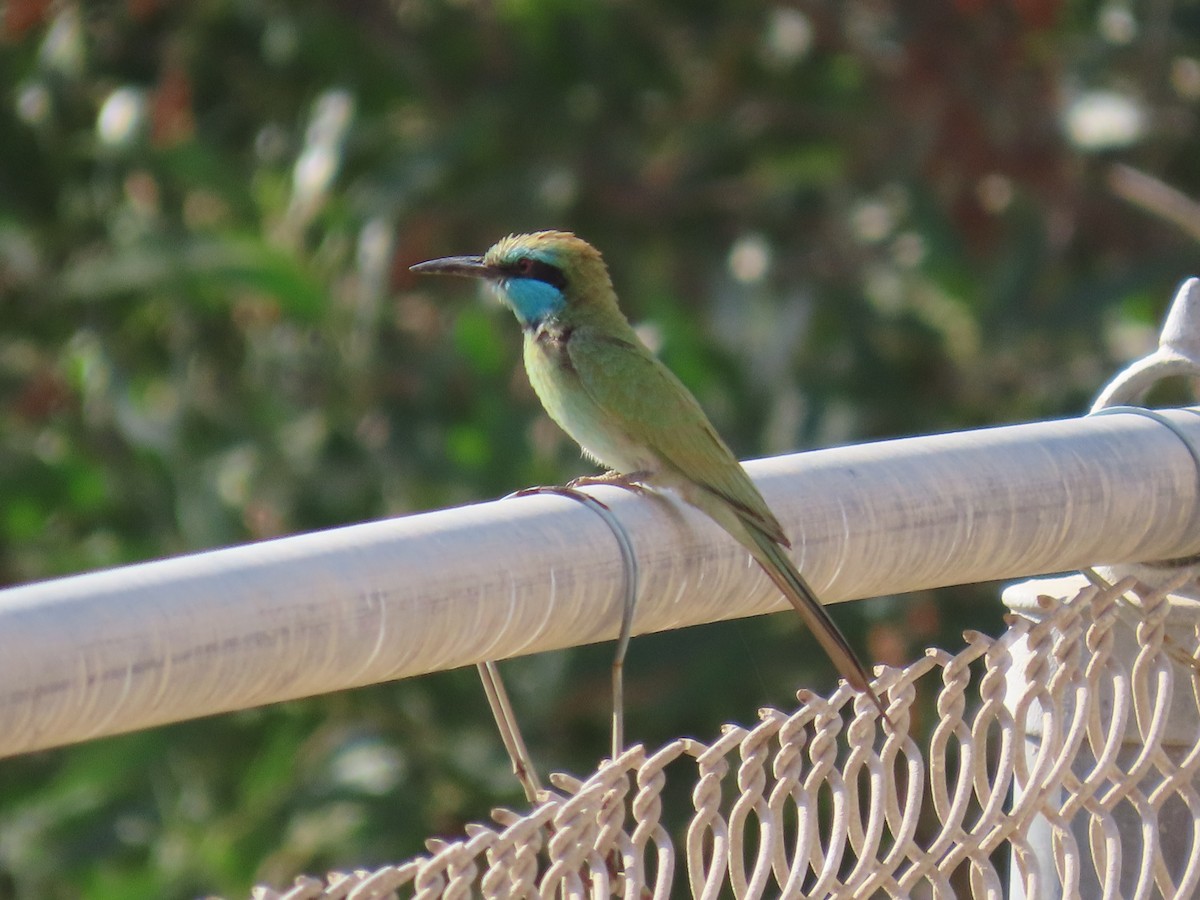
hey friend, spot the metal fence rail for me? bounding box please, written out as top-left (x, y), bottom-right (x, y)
top-left (1, 405), bottom-right (1199, 759)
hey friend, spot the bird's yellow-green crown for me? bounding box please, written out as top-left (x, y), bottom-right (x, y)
top-left (483, 231), bottom-right (605, 272)
top-left (486, 231), bottom-right (612, 294)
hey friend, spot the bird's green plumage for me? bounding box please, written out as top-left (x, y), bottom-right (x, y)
top-left (412, 231), bottom-right (879, 707)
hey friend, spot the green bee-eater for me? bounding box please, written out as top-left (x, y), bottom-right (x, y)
top-left (412, 231), bottom-right (880, 711)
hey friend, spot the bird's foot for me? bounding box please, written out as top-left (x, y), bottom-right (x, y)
top-left (510, 472), bottom-right (651, 507)
top-left (566, 470), bottom-right (652, 496)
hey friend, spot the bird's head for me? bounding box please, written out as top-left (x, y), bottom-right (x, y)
top-left (410, 231), bottom-right (617, 330)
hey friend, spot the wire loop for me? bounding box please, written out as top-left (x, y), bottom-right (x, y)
top-left (1087, 406), bottom-right (1200, 568)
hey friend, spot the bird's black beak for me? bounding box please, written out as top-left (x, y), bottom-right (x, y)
top-left (409, 255), bottom-right (496, 280)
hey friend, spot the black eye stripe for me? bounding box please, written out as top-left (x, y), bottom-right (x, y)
top-left (504, 258), bottom-right (567, 291)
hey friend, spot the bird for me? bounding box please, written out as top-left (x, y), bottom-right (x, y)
top-left (411, 231), bottom-right (882, 714)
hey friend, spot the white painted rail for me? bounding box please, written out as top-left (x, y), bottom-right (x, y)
top-left (2, 407), bottom-right (1199, 759)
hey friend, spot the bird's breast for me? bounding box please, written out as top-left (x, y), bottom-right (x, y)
top-left (523, 329), bottom-right (657, 474)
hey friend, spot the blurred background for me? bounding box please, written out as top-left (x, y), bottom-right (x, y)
top-left (2, 0), bottom-right (1198, 896)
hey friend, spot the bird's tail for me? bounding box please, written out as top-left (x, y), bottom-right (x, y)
top-left (742, 524), bottom-right (886, 717)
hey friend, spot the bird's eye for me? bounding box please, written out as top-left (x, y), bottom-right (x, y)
top-left (514, 257), bottom-right (534, 275)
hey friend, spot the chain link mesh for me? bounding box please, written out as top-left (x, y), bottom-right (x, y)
top-left (251, 573), bottom-right (1200, 899)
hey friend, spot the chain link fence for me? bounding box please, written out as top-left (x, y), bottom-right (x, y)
top-left (253, 571), bottom-right (1200, 899)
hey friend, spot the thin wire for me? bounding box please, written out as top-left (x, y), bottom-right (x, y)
top-left (476, 660), bottom-right (543, 803)
top-left (477, 485), bottom-right (639, 799)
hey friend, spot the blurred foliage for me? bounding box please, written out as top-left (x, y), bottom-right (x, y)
top-left (2, 0), bottom-right (1200, 895)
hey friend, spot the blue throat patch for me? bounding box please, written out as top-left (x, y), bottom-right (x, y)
top-left (499, 277), bottom-right (567, 329)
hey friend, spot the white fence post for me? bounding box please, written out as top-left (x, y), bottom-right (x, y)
top-left (1006, 278), bottom-right (1200, 898)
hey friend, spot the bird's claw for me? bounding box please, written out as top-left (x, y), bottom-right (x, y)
top-left (508, 472), bottom-right (651, 507)
top-left (565, 470), bottom-right (652, 495)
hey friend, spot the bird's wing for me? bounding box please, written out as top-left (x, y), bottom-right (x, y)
top-left (567, 330), bottom-right (884, 713)
top-left (569, 330), bottom-right (883, 711)
top-left (567, 330), bottom-right (789, 545)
